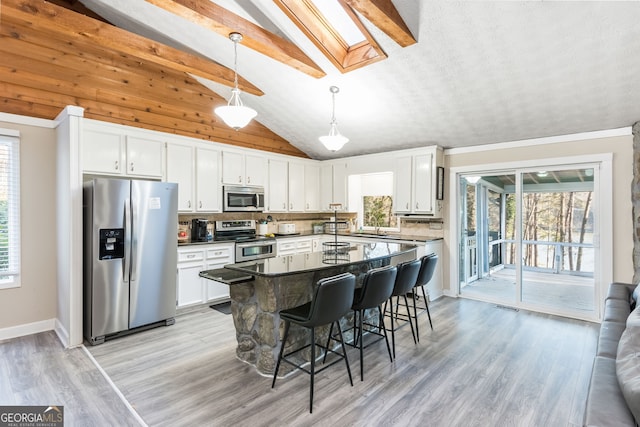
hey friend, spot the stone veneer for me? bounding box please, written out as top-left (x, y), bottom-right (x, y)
top-left (229, 259), bottom-right (390, 376)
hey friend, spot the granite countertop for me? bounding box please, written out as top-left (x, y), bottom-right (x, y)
top-left (224, 242), bottom-right (418, 277)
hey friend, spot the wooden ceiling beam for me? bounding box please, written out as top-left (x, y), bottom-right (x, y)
top-left (145, 0), bottom-right (326, 79)
top-left (1, 0), bottom-right (264, 96)
top-left (344, 0), bottom-right (416, 47)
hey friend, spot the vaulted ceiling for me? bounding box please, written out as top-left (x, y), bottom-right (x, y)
top-left (2, 1), bottom-right (640, 160)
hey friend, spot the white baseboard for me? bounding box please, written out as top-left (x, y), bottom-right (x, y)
top-left (54, 319), bottom-right (71, 348)
top-left (0, 319), bottom-right (56, 341)
top-left (442, 289), bottom-right (458, 298)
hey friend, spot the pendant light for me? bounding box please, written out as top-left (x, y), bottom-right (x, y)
top-left (319, 86), bottom-right (349, 152)
top-left (215, 32), bottom-right (257, 130)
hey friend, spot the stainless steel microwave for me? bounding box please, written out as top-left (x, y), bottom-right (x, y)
top-left (223, 185), bottom-right (265, 212)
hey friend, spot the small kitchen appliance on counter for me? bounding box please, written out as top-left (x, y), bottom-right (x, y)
top-left (191, 218), bottom-right (209, 242)
top-left (277, 223), bottom-right (296, 235)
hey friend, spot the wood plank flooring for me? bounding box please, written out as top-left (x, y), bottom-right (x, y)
top-left (1, 297), bottom-right (598, 426)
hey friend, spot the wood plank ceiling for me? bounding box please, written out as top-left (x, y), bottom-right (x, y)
top-left (0, 0), bottom-right (413, 158)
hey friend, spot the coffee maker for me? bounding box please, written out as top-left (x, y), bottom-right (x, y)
top-left (191, 218), bottom-right (208, 242)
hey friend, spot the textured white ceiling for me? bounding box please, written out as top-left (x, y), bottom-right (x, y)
top-left (80, 0), bottom-right (640, 160)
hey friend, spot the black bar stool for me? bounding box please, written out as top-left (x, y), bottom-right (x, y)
top-left (325, 265), bottom-right (397, 381)
top-left (393, 254), bottom-right (438, 343)
top-left (414, 254), bottom-right (438, 333)
top-left (385, 259), bottom-right (421, 359)
top-left (271, 272), bottom-right (356, 413)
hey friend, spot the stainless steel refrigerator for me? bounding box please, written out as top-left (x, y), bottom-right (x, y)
top-left (83, 178), bottom-right (178, 345)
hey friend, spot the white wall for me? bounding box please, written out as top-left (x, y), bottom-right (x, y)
top-left (0, 120), bottom-right (58, 337)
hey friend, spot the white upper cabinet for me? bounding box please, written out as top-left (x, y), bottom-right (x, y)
top-left (319, 164), bottom-right (333, 211)
top-left (125, 136), bottom-right (164, 177)
top-left (332, 162), bottom-right (349, 211)
top-left (195, 147), bottom-right (220, 212)
top-left (82, 121), bottom-right (163, 178)
top-left (83, 126), bottom-right (123, 174)
top-left (267, 158), bottom-right (288, 212)
top-left (393, 147), bottom-right (442, 217)
top-left (166, 143), bottom-right (194, 212)
top-left (288, 161), bottom-right (305, 212)
top-left (222, 151), bottom-right (265, 186)
top-left (394, 156), bottom-right (413, 213)
top-left (304, 164), bottom-right (320, 211)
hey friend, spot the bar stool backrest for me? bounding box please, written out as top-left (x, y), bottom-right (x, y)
top-left (354, 265), bottom-right (397, 310)
top-left (392, 259), bottom-right (421, 296)
top-left (305, 273), bottom-right (356, 327)
top-left (416, 254), bottom-right (438, 287)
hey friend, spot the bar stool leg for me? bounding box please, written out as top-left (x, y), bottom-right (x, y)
top-left (378, 305), bottom-right (393, 362)
top-left (358, 309), bottom-right (364, 381)
top-left (403, 294), bottom-right (417, 344)
top-left (336, 321), bottom-right (353, 386)
top-left (388, 299), bottom-right (396, 359)
top-left (412, 291), bottom-right (420, 343)
top-left (310, 326), bottom-right (315, 413)
top-left (272, 320), bottom-right (290, 388)
top-left (420, 285), bottom-right (433, 330)
top-left (322, 322), bottom-right (335, 364)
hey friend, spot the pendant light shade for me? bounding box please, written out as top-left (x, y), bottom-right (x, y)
top-left (215, 32), bottom-right (257, 130)
top-left (319, 86), bottom-right (348, 152)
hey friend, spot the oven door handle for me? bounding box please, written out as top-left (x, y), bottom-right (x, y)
top-left (237, 240), bottom-right (275, 248)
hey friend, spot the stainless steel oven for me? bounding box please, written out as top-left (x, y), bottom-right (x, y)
top-left (235, 239), bottom-right (277, 262)
top-left (223, 186), bottom-right (265, 212)
top-left (214, 220), bottom-right (276, 262)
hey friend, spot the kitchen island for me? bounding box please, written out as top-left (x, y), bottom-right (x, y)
top-left (200, 242), bottom-right (417, 375)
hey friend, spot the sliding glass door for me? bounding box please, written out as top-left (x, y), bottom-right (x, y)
top-left (458, 166), bottom-right (597, 319)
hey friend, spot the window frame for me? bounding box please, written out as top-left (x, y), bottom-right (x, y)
top-left (0, 131), bottom-right (21, 289)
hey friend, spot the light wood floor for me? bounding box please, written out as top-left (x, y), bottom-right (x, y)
top-left (1, 297), bottom-right (598, 426)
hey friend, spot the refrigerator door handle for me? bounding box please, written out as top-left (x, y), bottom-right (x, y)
top-left (124, 198), bottom-right (131, 283)
top-left (130, 196), bottom-right (137, 283)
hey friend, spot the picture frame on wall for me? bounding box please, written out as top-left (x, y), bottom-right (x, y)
top-left (436, 166), bottom-right (444, 200)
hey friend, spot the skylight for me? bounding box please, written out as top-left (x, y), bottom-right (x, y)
top-left (274, 0), bottom-right (387, 73)
top-left (309, 0), bottom-right (366, 46)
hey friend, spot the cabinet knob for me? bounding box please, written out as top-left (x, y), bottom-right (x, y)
top-left (282, 203), bottom-right (286, 209)
top-left (114, 160), bottom-right (119, 171)
top-left (130, 162), bottom-right (134, 172)
top-left (238, 176), bottom-right (242, 183)
top-left (406, 203), bottom-right (409, 209)
top-left (187, 254), bottom-right (196, 259)
top-left (247, 176), bottom-right (251, 184)
top-left (188, 200), bottom-right (191, 208)
top-left (199, 201), bottom-right (202, 208)
top-left (416, 203), bottom-right (419, 209)
top-left (290, 203), bottom-right (293, 210)
top-left (306, 203), bottom-right (309, 209)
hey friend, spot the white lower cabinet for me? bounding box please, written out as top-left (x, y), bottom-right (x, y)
top-left (424, 239), bottom-right (443, 300)
top-left (276, 236), bottom-right (312, 256)
top-left (176, 242), bottom-right (234, 308)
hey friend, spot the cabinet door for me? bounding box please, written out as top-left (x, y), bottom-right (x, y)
top-left (177, 263), bottom-right (204, 307)
top-left (414, 153), bottom-right (434, 213)
top-left (333, 162), bottom-right (348, 211)
top-left (277, 240), bottom-right (297, 255)
top-left (395, 156), bottom-right (413, 213)
top-left (288, 162), bottom-right (305, 212)
top-left (196, 148), bottom-right (220, 212)
top-left (268, 159), bottom-right (288, 212)
top-left (245, 154), bottom-right (266, 187)
top-left (423, 240), bottom-right (443, 300)
top-left (296, 239), bottom-right (312, 253)
top-left (83, 128), bottom-right (123, 174)
top-left (222, 151), bottom-right (244, 185)
top-left (205, 262), bottom-right (230, 302)
top-left (304, 164), bottom-right (320, 211)
top-left (166, 144), bottom-right (194, 212)
top-left (126, 136), bottom-right (164, 177)
top-left (319, 164), bottom-right (333, 211)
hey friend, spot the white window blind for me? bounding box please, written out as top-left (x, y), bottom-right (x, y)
top-left (0, 134), bottom-right (20, 288)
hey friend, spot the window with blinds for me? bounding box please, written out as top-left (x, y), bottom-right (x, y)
top-left (0, 134), bottom-right (20, 289)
